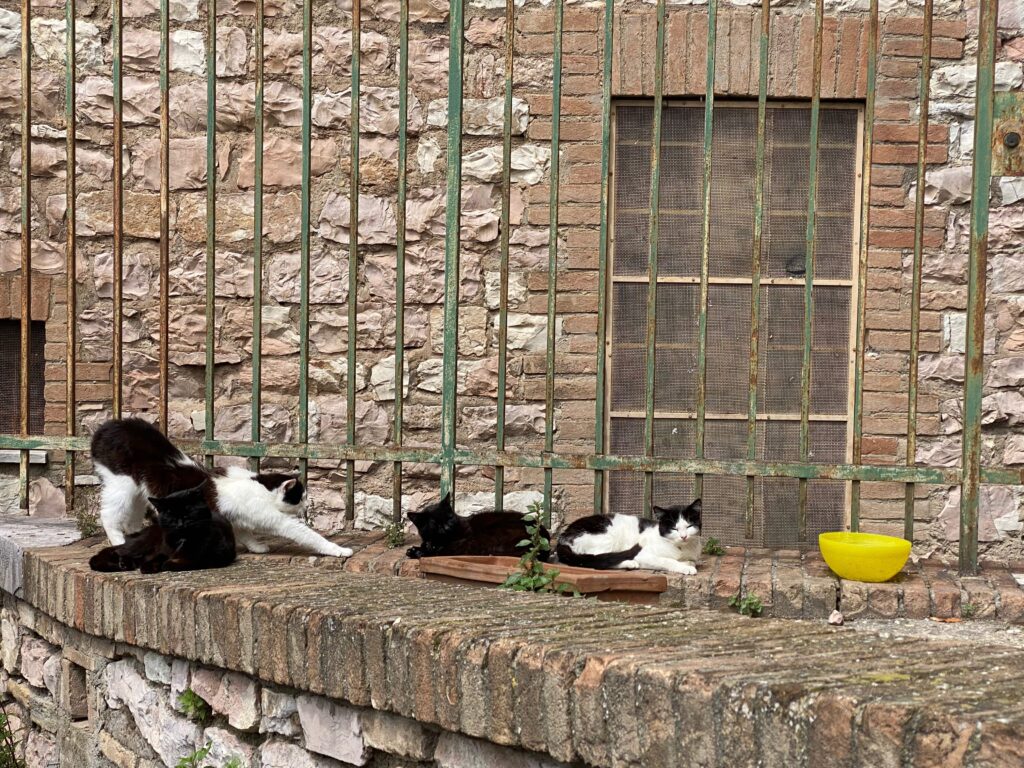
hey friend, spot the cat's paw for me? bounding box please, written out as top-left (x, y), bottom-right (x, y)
top-left (406, 546), bottom-right (424, 559)
top-left (618, 559), bottom-right (640, 570)
top-left (243, 540), bottom-right (270, 554)
top-left (673, 562), bottom-right (697, 575)
top-left (323, 543), bottom-right (353, 558)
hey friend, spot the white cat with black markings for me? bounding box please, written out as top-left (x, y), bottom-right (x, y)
top-left (555, 500), bottom-right (702, 574)
top-left (91, 418), bottom-right (352, 557)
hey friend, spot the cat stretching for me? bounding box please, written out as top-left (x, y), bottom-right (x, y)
top-left (91, 418), bottom-right (351, 557)
top-left (90, 481), bottom-right (236, 573)
top-left (556, 500), bottom-right (702, 574)
top-left (405, 493), bottom-right (551, 560)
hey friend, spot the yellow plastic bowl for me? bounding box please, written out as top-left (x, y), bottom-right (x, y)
top-left (818, 532), bottom-right (911, 583)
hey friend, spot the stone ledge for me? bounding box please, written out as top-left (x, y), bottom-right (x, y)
top-left (0, 515), bottom-right (81, 597)
top-left (14, 538), bottom-right (1024, 767)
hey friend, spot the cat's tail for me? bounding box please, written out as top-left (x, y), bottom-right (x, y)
top-left (555, 543), bottom-right (641, 570)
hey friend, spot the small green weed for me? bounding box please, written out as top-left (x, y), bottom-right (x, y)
top-left (961, 602), bottom-right (977, 619)
top-left (74, 508), bottom-right (102, 538)
top-left (728, 592), bottom-right (764, 618)
top-left (501, 503), bottom-right (579, 596)
top-left (0, 701), bottom-right (23, 768)
top-left (176, 689), bottom-right (211, 724)
top-left (383, 521), bottom-right (406, 549)
top-left (701, 537), bottom-right (725, 556)
top-left (175, 744), bottom-right (212, 768)
top-left (224, 759), bottom-right (243, 768)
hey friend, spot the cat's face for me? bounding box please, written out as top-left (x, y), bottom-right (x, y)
top-left (407, 493), bottom-right (458, 542)
top-left (255, 472), bottom-right (306, 512)
top-left (653, 499), bottom-right (702, 545)
top-left (148, 481), bottom-right (211, 526)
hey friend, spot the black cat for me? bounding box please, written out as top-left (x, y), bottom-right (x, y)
top-left (405, 493), bottom-right (551, 560)
top-left (89, 481), bottom-right (237, 574)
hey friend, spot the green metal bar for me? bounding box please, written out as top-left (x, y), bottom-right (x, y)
top-left (797, 0), bottom-right (824, 543)
top-left (299, 0), bottom-right (312, 501)
top-left (850, 0), bottom-right (879, 532)
top-left (204, 0), bottom-right (216, 464)
top-left (251, 0), bottom-right (264, 472)
top-left (905, 0), bottom-right (933, 542)
top-left (439, 0), bottom-right (465, 499)
top-left (746, 0), bottom-right (771, 539)
top-left (592, 0), bottom-right (615, 515)
top-left (7, 431), bottom-right (1022, 486)
top-left (347, 0), bottom-right (361, 518)
top-left (158, 0), bottom-right (168, 433)
top-left (543, 0), bottom-right (565, 527)
top-left (960, 0), bottom-right (999, 576)
top-left (642, 0), bottom-right (668, 520)
top-left (393, 0), bottom-right (409, 523)
top-left (65, 0), bottom-right (77, 509)
top-left (113, 0), bottom-right (123, 420)
top-left (494, 0), bottom-right (515, 513)
top-left (693, 0), bottom-right (719, 503)
top-left (19, 0), bottom-right (31, 511)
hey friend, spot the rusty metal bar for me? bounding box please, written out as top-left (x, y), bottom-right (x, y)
top-left (693, 0), bottom-right (719, 502)
top-left (851, 0), bottom-right (879, 532)
top-left (960, 0), bottom-right (999, 575)
top-left (592, 0), bottom-right (615, 515)
top-left (346, 0), bottom-right (361, 518)
top-left (393, 0), bottom-right (409, 522)
top-left (65, 0), bottom-right (77, 508)
top-left (439, 0), bottom-right (465, 498)
top-left (642, 0), bottom-right (668, 519)
top-left (298, 0), bottom-right (312, 497)
top-left (494, 0), bottom-right (515, 512)
top-left (250, 0), bottom-right (264, 471)
top-left (204, 0), bottom-right (216, 464)
top-left (905, 0), bottom-right (933, 541)
top-left (19, 0), bottom-right (31, 511)
top-left (158, 0), bottom-right (169, 433)
top-left (745, 0), bottom-right (771, 539)
top-left (797, 0), bottom-right (825, 543)
top-left (112, 0), bottom-right (123, 420)
top-left (543, 0), bottom-right (565, 526)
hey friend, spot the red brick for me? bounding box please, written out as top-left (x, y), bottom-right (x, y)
top-left (873, 123), bottom-right (949, 145)
top-left (881, 36), bottom-right (964, 59)
top-left (837, 16), bottom-right (861, 98)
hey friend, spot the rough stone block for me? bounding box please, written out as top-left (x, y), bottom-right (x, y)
top-left (260, 687), bottom-right (300, 737)
top-left (296, 694), bottom-right (368, 765)
top-left (19, 635), bottom-right (58, 689)
top-left (435, 732), bottom-right (570, 768)
top-left (361, 709), bottom-right (438, 760)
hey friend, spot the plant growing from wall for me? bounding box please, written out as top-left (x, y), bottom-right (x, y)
top-left (176, 689), bottom-right (211, 724)
top-left (383, 521), bottom-right (406, 549)
top-left (501, 503), bottom-right (578, 596)
top-left (702, 537), bottom-right (725, 556)
top-left (0, 700), bottom-right (23, 768)
top-left (728, 592), bottom-right (764, 618)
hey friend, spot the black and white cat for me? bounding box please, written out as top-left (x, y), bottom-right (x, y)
top-left (89, 481), bottom-right (237, 574)
top-left (555, 500), bottom-right (702, 574)
top-left (91, 418), bottom-right (352, 557)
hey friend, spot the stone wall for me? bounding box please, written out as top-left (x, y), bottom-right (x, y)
top-left (2, 0), bottom-right (1024, 558)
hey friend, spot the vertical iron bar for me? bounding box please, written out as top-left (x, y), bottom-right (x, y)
top-left (158, 0), bottom-right (169, 432)
top-left (65, 0), bottom-right (77, 508)
top-left (393, 0), bottom-right (409, 522)
top-left (798, 0), bottom-right (824, 543)
top-left (113, 0), bottom-right (123, 419)
top-left (299, 0), bottom-right (312, 497)
top-left (439, 0), bottom-right (466, 498)
top-left (494, 0), bottom-right (514, 513)
top-left (543, 0), bottom-right (564, 527)
top-left (905, 0), bottom-right (933, 541)
top-left (693, 0), bottom-right (718, 502)
top-left (851, 0), bottom-right (878, 532)
top-left (204, 0), bottom-right (216, 463)
top-left (19, 0), bottom-right (31, 511)
top-left (346, 0), bottom-right (361, 518)
top-left (746, 0), bottom-right (770, 539)
top-left (251, 0), bottom-right (264, 471)
top-left (960, 0), bottom-right (998, 575)
top-left (592, 0), bottom-right (614, 515)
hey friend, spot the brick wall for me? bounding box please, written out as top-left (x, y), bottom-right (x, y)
top-left (0, 0), bottom-right (1022, 559)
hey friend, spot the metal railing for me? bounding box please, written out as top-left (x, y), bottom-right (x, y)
top-left (1, 0), bottom-right (1010, 574)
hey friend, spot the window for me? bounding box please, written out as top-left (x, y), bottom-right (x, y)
top-left (0, 320), bottom-right (46, 435)
top-left (607, 102), bottom-right (862, 547)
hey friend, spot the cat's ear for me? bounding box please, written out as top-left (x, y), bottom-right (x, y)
top-left (686, 498), bottom-right (702, 522)
top-left (652, 505), bottom-right (671, 519)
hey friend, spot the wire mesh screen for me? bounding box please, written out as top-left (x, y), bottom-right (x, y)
top-left (608, 102), bottom-right (860, 546)
top-left (0, 320), bottom-right (45, 435)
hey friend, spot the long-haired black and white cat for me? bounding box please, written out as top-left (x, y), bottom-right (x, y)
top-left (91, 418), bottom-right (352, 557)
top-left (555, 500), bottom-right (702, 574)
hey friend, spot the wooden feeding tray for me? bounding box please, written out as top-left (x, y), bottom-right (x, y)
top-left (418, 556), bottom-right (669, 605)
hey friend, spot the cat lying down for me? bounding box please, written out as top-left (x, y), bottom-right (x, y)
top-left (556, 500), bottom-right (702, 574)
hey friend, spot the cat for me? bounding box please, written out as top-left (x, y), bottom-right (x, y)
top-left (91, 418), bottom-right (352, 557)
top-left (555, 499), bottom-right (702, 574)
top-left (89, 481), bottom-right (237, 573)
top-left (405, 493), bottom-right (552, 560)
